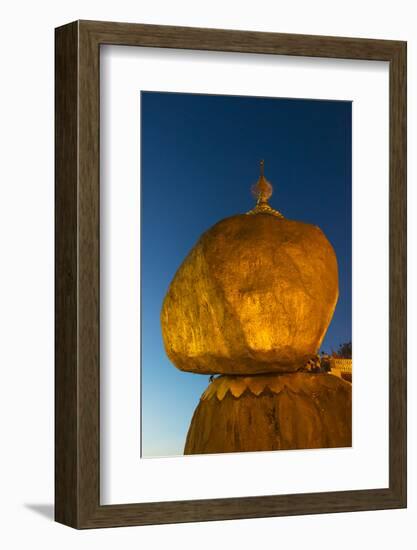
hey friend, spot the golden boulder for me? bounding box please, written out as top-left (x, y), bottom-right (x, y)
top-left (161, 214), bottom-right (338, 375)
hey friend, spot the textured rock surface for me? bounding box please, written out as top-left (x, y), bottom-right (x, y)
top-left (184, 373), bottom-right (352, 454)
top-left (161, 214), bottom-right (338, 375)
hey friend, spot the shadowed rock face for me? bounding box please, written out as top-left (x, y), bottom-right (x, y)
top-left (161, 214), bottom-right (338, 375)
top-left (184, 373), bottom-right (352, 454)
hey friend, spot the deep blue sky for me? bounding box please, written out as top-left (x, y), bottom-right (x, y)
top-left (141, 91), bottom-right (352, 457)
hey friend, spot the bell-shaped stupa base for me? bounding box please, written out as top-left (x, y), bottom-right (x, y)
top-left (184, 373), bottom-right (351, 455)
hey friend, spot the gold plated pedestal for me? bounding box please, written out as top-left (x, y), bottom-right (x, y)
top-left (184, 373), bottom-right (352, 454)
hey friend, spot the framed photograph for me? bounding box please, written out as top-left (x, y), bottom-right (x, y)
top-left (55, 20), bottom-right (406, 528)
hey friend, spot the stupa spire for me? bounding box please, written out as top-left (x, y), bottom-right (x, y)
top-left (246, 160), bottom-right (284, 218)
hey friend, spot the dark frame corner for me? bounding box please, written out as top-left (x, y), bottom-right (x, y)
top-left (55, 20), bottom-right (407, 529)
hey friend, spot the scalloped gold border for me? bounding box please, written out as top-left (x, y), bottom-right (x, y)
top-left (201, 372), bottom-right (343, 401)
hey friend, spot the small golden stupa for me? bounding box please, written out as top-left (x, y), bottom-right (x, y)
top-left (161, 162), bottom-right (351, 454)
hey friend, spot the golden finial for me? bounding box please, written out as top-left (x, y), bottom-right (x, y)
top-left (246, 160), bottom-right (284, 218)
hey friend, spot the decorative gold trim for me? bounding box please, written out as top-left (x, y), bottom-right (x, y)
top-left (202, 372), bottom-right (341, 401)
top-left (246, 202), bottom-right (284, 218)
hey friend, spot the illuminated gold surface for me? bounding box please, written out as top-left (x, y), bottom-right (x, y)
top-left (184, 373), bottom-right (352, 454)
top-left (161, 213), bottom-right (338, 375)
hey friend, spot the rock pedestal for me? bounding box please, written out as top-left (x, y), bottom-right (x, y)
top-left (184, 373), bottom-right (352, 454)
